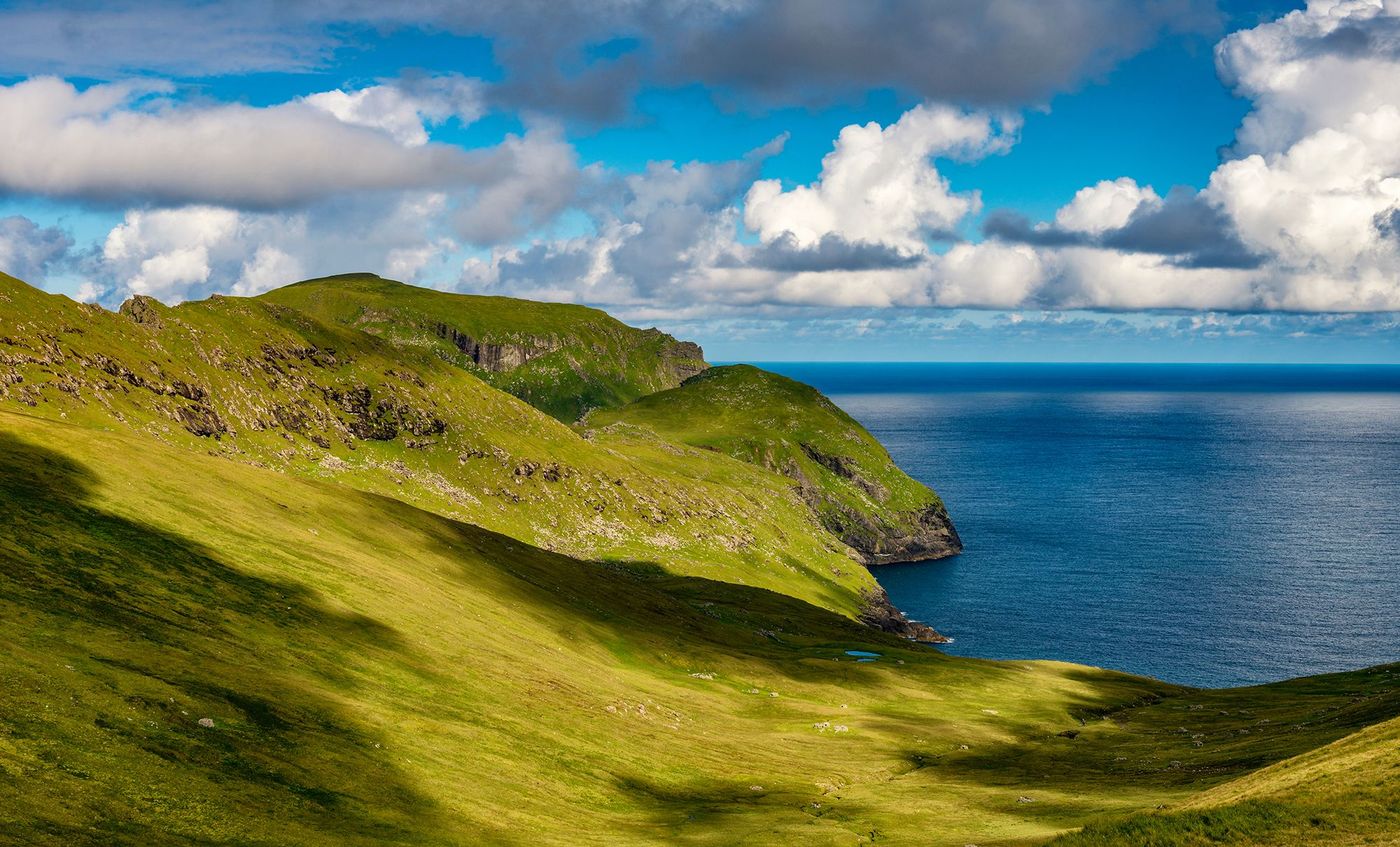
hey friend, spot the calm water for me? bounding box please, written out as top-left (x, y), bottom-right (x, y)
top-left (763, 363), bottom-right (1400, 688)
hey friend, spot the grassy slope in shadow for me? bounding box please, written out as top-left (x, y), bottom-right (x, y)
top-left (2, 410), bottom-right (1398, 846)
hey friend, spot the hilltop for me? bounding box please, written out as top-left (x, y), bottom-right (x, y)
top-left (260, 273), bottom-right (707, 422)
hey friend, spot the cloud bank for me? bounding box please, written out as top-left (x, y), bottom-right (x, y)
top-left (3, 0), bottom-right (1399, 324)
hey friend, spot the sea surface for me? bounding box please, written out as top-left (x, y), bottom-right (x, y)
top-left (761, 363), bottom-right (1400, 688)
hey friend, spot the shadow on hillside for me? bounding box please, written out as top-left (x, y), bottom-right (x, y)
top-left (0, 433), bottom-right (491, 846)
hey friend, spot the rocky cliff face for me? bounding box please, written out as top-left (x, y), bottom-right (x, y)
top-left (791, 442), bottom-right (963, 566)
top-left (433, 322), bottom-right (563, 372)
top-left (847, 502), bottom-right (963, 566)
top-left (648, 330), bottom-right (708, 382)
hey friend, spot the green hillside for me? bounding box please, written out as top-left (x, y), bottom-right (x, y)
top-left (2, 273), bottom-right (1398, 846)
top-left (3, 410), bottom-right (1398, 846)
top-left (260, 273), bottom-right (707, 422)
top-left (587, 365), bottom-right (961, 566)
top-left (1054, 694), bottom-right (1400, 846)
top-left (0, 272), bottom-right (881, 620)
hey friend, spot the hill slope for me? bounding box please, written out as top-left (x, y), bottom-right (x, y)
top-left (1052, 705), bottom-right (1400, 846)
top-left (587, 365), bottom-right (961, 566)
top-left (0, 272), bottom-right (887, 621)
top-left (3, 410), bottom-right (1398, 846)
top-left (260, 273), bottom-right (707, 422)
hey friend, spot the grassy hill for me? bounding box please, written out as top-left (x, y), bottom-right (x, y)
top-left (3, 409), bottom-right (1398, 846)
top-left (2, 273), bottom-right (1398, 846)
top-left (0, 272), bottom-right (881, 620)
top-left (586, 365), bottom-right (961, 566)
top-left (260, 274), bottom-right (707, 422)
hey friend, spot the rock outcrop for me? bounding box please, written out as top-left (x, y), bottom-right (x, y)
top-left (858, 587), bottom-right (949, 643)
top-left (846, 502), bottom-right (963, 566)
top-left (433, 322), bottom-right (562, 372)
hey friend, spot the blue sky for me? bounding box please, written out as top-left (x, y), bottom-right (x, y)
top-left (1, 0), bottom-right (1399, 362)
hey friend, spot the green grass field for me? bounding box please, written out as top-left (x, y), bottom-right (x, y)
top-left (2, 274), bottom-right (1397, 845)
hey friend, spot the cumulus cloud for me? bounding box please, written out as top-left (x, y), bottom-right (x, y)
top-left (0, 216), bottom-right (74, 282)
top-left (11, 1), bottom-right (1400, 321)
top-left (83, 191), bottom-right (464, 305)
top-left (985, 181), bottom-right (1262, 270)
top-left (744, 105), bottom-right (1016, 252)
top-left (1055, 178), bottom-right (1161, 234)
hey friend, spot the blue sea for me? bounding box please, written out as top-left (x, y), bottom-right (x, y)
top-left (762, 363), bottom-right (1400, 688)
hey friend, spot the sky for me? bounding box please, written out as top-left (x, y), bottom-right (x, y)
top-left (2, 0), bottom-right (1400, 362)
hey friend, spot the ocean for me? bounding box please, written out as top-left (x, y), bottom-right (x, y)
top-left (761, 363), bottom-right (1400, 688)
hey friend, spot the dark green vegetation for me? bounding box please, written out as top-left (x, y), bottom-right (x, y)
top-left (1, 272), bottom-right (1397, 845)
top-left (261, 273), bottom-right (706, 422)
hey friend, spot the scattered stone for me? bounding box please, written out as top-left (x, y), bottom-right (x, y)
top-left (197, 717), bottom-right (215, 728)
top-left (1017, 796), bottom-right (1035, 804)
top-left (689, 672), bottom-right (715, 680)
top-left (958, 744), bottom-right (970, 751)
top-left (768, 692), bottom-right (779, 698)
top-left (747, 688), bottom-right (760, 694)
top-left (832, 725), bottom-right (849, 733)
top-left (1057, 729), bottom-right (1080, 739)
top-left (981, 709), bottom-right (999, 715)
top-left (749, 785), bottom-right (763, 792)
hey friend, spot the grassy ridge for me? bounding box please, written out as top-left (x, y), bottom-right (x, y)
top-left (0, 273), bottom-right (877, 618)
top-left (3, 410), bottom-right (1397, 846)
top-left (586, 365), bottom-right (961, 565)
top-left (261, 274), bottom-right (707, 422)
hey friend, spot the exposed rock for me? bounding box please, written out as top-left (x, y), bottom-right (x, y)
top-left (434, 323), bottom-right (561, 372)
top-left (800, 442), bottom-right (888, 501)
top-left (178, 403), bottom-right (228, 438)
top-left (858, 586), bottom-right (950, 643)
top-left (119, 295), bottom-right (164, 329)
top-left (858, 502), bottom-right (963, 566)
top-left (655, 333), bottom-right (707, 381)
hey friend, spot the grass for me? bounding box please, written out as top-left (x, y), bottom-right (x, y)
top-left (1051, 710), bottom-right (1400, 846)
top-left (2, 273), bottom-right (1398, 845)
top-left (1, 410), bottom-right (1397, 845)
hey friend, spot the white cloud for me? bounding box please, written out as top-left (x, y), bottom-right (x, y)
top-left (302, 75), bottom-right (484, 147)
top-left (0, 77), bottom-right (471, 207)
top-left (1054, 178), bottom-right (1160, 234)
top-left (14, 3), bottom-right (1400, 319)
top-left (743, 105), bottom-right (1017, 252)
top-left (234, 246), bottom-right (305, 297)
top-left (90, 191), bottom-right (464, 305)
top-left (0, 76), bottom-right (572, 213)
